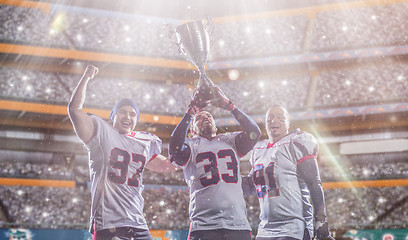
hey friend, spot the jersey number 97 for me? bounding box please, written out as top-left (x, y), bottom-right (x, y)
top-left (108, 148), bottom-right (146, 187)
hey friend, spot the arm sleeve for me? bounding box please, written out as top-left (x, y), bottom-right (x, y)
top-left (297, 158), bottom-right (327, 222)
top-left (291, 132), bottom-right (326, 221)
top-left (168, 113), bottom-right (193, 167)
top-left (242, 168), bottom-right (257, 196)
top-left (231, 107), bottom-right (261, 156)
top-left (148, 137), bottom-right (162, 162)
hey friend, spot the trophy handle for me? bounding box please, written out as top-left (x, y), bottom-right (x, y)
top-left (205, 16), bottom-right (215, 37)
top-left (205, 16), bottom-right (215, 47)
top-left (167, 24), bottom-right (185, 55)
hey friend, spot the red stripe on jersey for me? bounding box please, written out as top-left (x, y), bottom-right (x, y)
top-left (127, 131), bottom-right (135, 137)
top-left (267, 142), bottom-right (275, 148)
top-left (297, 155), bottom-right (315, 165)
top-left (237, 149), bottom-right (245, 158)
top-left (149, 154), bottom-right (158, 163)
top-left (187, 223), bottom-right (193, 240)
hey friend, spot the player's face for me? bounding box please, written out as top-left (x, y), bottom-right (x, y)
top-left (266, 106), bottom-right (290, 143)
top-left (112, 105), bottom-right (138, 134)
top-left (193, 111), bottom-right (217, 137)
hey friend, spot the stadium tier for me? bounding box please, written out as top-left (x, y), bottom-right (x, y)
top-left (1, 0), bottom-right (408, 239)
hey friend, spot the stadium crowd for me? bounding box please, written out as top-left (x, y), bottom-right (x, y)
top-left (2, 2), bottom-right (408, 58)
top-left (1, 0), bottom-right (408, 236)
top-left (1, 62), bottom-right (408, 117)
top-left (310, 3), bottom-right (408, 51)
top-left (0, 184), bottom-right (407, 231)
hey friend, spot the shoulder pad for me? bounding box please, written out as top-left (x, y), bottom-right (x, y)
top-left (289, 130), bottom-right (316, 143)
top-left (133, 131), bottom-right (160, 141)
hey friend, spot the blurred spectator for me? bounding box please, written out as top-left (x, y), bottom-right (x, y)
top-left (1, 185), bottom-right (407, 230)
top-left (314, 62), bottom-right (408, 107)
top-left (311, 3), bottom-right (408, 51)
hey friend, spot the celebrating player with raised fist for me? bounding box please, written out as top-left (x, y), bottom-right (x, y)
top-left (169, 86), bottom-right (261, 240)
top-left (247, 105), bottom-right (334, 240)
top-left (68, 65), bottom-right (176, 240)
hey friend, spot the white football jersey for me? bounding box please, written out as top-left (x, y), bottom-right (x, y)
top-left (174, 132), bottom-right (252, 232)
top-left (249, 129), bottom-right (318, 239)
top-left (84, 115), bottom-right (161, 233)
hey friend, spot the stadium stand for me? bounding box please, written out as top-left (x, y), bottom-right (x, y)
top-left (1, 1), bottom-right (408, 239)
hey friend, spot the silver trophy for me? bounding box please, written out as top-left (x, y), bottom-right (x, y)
top-left (170, 17), bottom-right (216, 107)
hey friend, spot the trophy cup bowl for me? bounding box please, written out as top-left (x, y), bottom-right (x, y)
top-left (170, 17), bottom-right (217, 107)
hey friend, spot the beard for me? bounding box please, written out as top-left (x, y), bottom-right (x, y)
top-left (199, 124), bottom-right (215, 136)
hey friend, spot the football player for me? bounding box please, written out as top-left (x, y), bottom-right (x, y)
top-left (248, 105), bottom-right (334, 240)
top-left (168, 86), bottom-right (261, 240)
top-left (68, 65), bottom-right (176, 240)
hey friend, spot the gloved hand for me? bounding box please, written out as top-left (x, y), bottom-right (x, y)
top-left (187, 89), bottom-right (209, 116)
top-left (315, 221), bottom-right (335, 240)
top-left (211, 86), bottom-right (235, 111)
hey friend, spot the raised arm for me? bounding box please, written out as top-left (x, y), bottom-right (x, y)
top-left (168, 93), bottom-right (207, 166)
top-left (67, 65), bottom-right (99, 143)
top-left (168, 113), bottom-right (193, 166)
top-left (231, 108), bottom-right (261, 156)
top-left (211, 86), bottom-right (261, 156)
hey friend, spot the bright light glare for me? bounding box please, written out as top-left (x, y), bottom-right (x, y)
top-left (227, 69), bottom-right (240, 81)
top-left (218, 40), bottom-right (225, 47)
top-left (24, 206), bottom-right (32, 213)
top-left (51, 13), bottom-right (66, 35)
top-left (363, 169), bottom-right (370, 176)
top-left (378, 197), bottom-right (387, 204)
